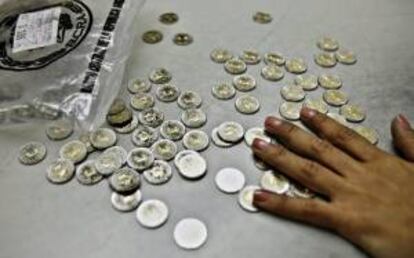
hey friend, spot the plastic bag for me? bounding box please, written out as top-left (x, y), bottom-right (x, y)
top-left (0, 0), bottom-right (144, 131)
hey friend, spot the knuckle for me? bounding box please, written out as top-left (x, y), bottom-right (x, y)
top-left (310, 138), bottom-right (334, 156)
top-left (300, 160), bottom-right (320, 180)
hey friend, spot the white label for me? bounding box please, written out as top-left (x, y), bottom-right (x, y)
top-left (12, 7), bottom-right (61, 53)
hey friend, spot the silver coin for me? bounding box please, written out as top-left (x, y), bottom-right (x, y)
top-left (114, 115), bottom-right (139, 134)
top-left (261, 65), bottom-right (284, 81)
top-left (317, 36), bottom-right (339, 52)
top-left (210, 48), bottom-right (233, 63)
top-left (240, 49), bottom-right (261, 65)
top-left (318, 74), bottom-right (342, 89)
top-left (156, 84), bottom-right (180, 102)
top-left (143, 160), bottom-right (172, 185)
top-left (339, 104), bottom-right (366, 122)
top-left (217, 121), bottom-right (244, 143)
top-left (104, 146), bottom-right (128, 165)
top-left (159, 12), bottom-right (179, 24)
top-left (264, 52), bottom-right (285, 66)
top-left (78, 132), bottom-right (95, 153)
top-left (352, 125), bottom-right (379, 145)
top-left (95, 152), bottom-right (123, 176)
top-left (136, 199), bottom-right (169, 228)
top-left (46, 159), bottom-right (75, 184)
top-left (128, 79), bottom-right (152, 94)
top-left (152, 139), bottom-right (178, 161)
top-left (130, 93), bottom-right (155, 111)
top-left (183, 130), bottom-right (210, 152)
top-left (138, 108), bottom-right (164, 128)
top-left (260, 171), bottom-right (290, 194)
top-left (174, 218), bottom-right (208, 250)
top-left (173, 33), bottom-right (193, 46)
top-left (177, 91), bottom-right (202, 110)
top-left (233, 74), bottom-right (256, 92)
top-left (235, 95), bottom-right (260, 114)
top-left (244, 127), bottom-right (271, 146)
top-left (279, 101), bottom-right (302, 121)
top-left (149, 68), bottom-right (172, 84)
top-left (59, 140), bottom-right (87, 164)
top-left (46, 119), bottom-right (74, 141)
top-left (238, 185), bottom-right (261, 212)
top-left (211, 127), bottom-right (233, 148)
top-left (314, 52), bottom-right (337, 68)
top-left (335, 49), bottom-right (357, 65)
top-left (174, 150), bottom-right (207, 179)
top-left (132, 125), bottom-right (159, 147)
top-left (253, 11), bottom-right (272, 24)
top-left (224, 58), bottom-right (247, 75)
top-left (327, 112), bottom-right (348, 126)
top-left (212, 83), bottom-right (236, 100)
top-left (289, 184), bottom-right (315, 199)
top-left (89, 128), bottom-right (117, 150)
top-left (181, 108), bottom-right (207, 128)
top-left (18, 142), bottom-right (47, 165)
top-left (303, 98), bottom-right (329, 114)
top-left (323, 90), bottom-right (349, 106)
top-left (253, 154), bottom-right (270, 170)
top-left (215, 168), bottom-right (246, 194)
top-left (111, 190), bottom-right (142, 212)
top-left (127, 148), bottom-right (154, 171)
top-left (76, 160), bottom-right (103, 185)
top-left (294, 74), bottom-right (319, 91)
top-left (285, 58), bottom-right (307, 74)
top-left (280, 84), bottom-right (306, 102)
top-left (109, 167), bottom-right (141, 194)
top-left (160, 120), bottom-right (186, 141)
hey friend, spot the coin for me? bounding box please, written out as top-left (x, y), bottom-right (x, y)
top-left (175, 150), bottom-right (207, 179)
top-left (181, 108), bottom-right (207, 128)
top-left (46, 159), bottom-right (75, 184)
top-left (279, 101), bottom-right (302, 121)
top-left (336, 49), bottom-right (357, 65)
top-left (317, 36), bottom-right (339, 51)
top-left (142, 30), bottom-right (163, 44)
top-left (285, 58), bottom-right (307, 74)
top-left (211, 127), bottom-right (233, 148)
top-left (244, 127), bottom-right (271, 146)
top-left (173, 33), bottom-right (193, 46)
top-left (217, 121), bottom-right (244, 143)
top-left (90, 128), bottom-right (117, 150)
top-left (159, 12), bottom-right (179, 25)
top-left (314, 52), bottom-right (337, 68)
top-left (174, 218), bottom-right (208, 250)
top-left (253, 11), bottom-right (272, 24)
top-left (106, 108), bottom-right (133, 127)
top-left (211, 83), bottom-right (236, 100)
top-left (128, 79), bottom-right (152, 94)
top-left (289, 184), bottom-right (315, 199)
top-left (104, 146), bottom-right (128, 165)
top-left (238, 185), bottom-right (260, 212)
top-left (114, 115), bottom-right (139, 134)
top-left (215, 168), bottom-right (246, 194)
top-left (260, 171), bottom-right (290, 194)
top-left (78, 132), bottom-right (95, 153)
top-left (224, 58), bottom-right (247, 75)
top-left (323, 90), bottom-right (349, 106)
top-left (76, 160), bottom-right (103, 185)
top-left (132, 125), bottom-right (159, 147)
top-left (149, 68), bottom-right (172, 84)
top-left (156, 84), bottom-right (180, 102)
top-left (339, 104), bottom-right (366, 122)
top-left (327, 112), bottom-right (348, 126)
top-left (353, 125), bottom-right (379, 145)
top-left (240, 49), bottom-right (261, 65)
top-left (178, 91), bottom-right (202, 110)
top-left (111, 190), bottom-right (142, 212)
top-left (261, 65), bottom-right (284, 81)
top-left (318, 74), bottom-right (342, 89)
top-left (130, 93), bottom-right (155, 111)
top-left (160, 120), bottom-right (186, 141)
top-left (264, 52), bottom-right (285, 66)
top-left (108, 98), bottom-right (126, 115)
top-left (152, 139), bottom-right (178, 161)
top-left (210, 48), bottom-right (233, 63)
top-left (138, 108), bottom-right (164, 128)
top-left (294, 74), bottom-right (319, 91)
top-left (136, 199), bottom-right (169, 228)
top-left (127, 148), bottom-right (154, 171)
top-left (183, 130), bottom-right (210, 152)
top-left (235, 95), bottom-right (260, 114)
top-left (46, 119), bottom-right (74, 141)
top-left (303, 98), bottom-right (329, 114)
top-left (95, 152), bottom-right (123, 176)
top-left (18, 142), bottom-right (47, 165)
top-left (143, 160), bottom-right (172, 185)
top-left (280, 84), bottom-right (306, 102)
top-left (109, 167), bottom-right (141, 194)
top-left (59, 140), bottom-right (87, 164)
top-left (233, 74), bottom-right (256, 92)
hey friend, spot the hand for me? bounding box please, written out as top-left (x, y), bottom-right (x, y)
top-left (251, 107), bottom-right (414, 258)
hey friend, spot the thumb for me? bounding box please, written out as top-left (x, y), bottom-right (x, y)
top-left (391, 114), bottom-right (414, 162)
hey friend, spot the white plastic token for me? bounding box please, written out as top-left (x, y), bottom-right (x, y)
top-left (174, 151), bottom-right (207, 179)
top-left (174, 218), bottom-right (208, 250)
top-left (111, 190), bottom-right (142, 212)
top-left (260, 171), bottom-right (290, 194)
top-left (244, 127), bottom-right (271, 146)
top-left (211, 128), bottom-right (233, 148)
top-left (238, 185), bottom-right (261, 212)
top-left (136, 199), bottom-right (169, 228)
top-left (215, 168), bottom-right (246, 194)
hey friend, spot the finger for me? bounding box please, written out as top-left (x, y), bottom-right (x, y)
top-left (300, 107), bottom-right (384, 162)
top-left (264, 116), bottom-right (359, 177)
top-left (253, 190), bottom-right (338, 229)
top-left (252, 139), bottom-right (344, 197)
top-left (391, 114), bottom-right (414, 162)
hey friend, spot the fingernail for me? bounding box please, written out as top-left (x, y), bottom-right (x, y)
top-left (301, 107), bottom-right (317, 119)
top-left (265, 116), bottom-right (283, 128)
top-left (253, 190), bottom-right (269, 203)
top-left (397, 114), bottom-right (411, 130)
top-left (252, 138), bottom-right (270, 151)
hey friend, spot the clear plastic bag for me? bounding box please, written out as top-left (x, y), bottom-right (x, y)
top-left (0, 0), bottom-right (145, 131)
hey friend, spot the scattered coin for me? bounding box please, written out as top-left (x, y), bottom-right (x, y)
top-left (173, 33), bottom-right (193, 46)
top-left (353, 125), bottom-right (379, 145)
top-left (156, 84), bottom-right (180, 102)
top-left (233, 74), bottom-right (256, 92)
top-left (264, 52), bottom-right (285, 66)
top-left (280, 84), bottom-right (306, 102)
top-left (183, 130), bottom-right (210, 152)
top-left (111, 190), bottom-right (142, 212)
top-left (335, 49), bottom-right (357, 65)
top-left (59, 140), bottom-right (87, 164)
top-left (174, 218), bottom-right (208, 250)
top-left (318, 74), bottom-right (342, 89)
top-left (217, 121), bottom-right (244, 143)
top-left (114, 115), bottom-right (139, 134)
top-left (128, 79), bottom-right (152, 94)
top-left (159, 12), bottom-right (179, 25)
top-left (132, 125), bottom-right (159, 147)
top-left (127, 148), bottom-right (154, 171)
top-left (160, 120), bottom-right (186, 141)
top-left (253, 154), bottom-right (270, 171)
top-left (327, 112), bottom-right (348, 126)
top-left (253, 11), bottom-right (272, 24)
top-left (211, 127), bottom-right (233, 148)
top-left (18, 142), bottom-right (47, 165)
top-left (244, 127), bottom-right (271, 146)
top-left (142, 30), bottom-right (163, 44)
top-left (151, 139), bottom-right (178, 161)
top-left (138, 108), bottom-right (164, 128)
top-left (174, 150), bottom-right (207, 179)
top-left (106, 108), bottom-right (133, 127)
top-left (314, 52), bottom-right (337, 68)
top-left (294, 74), bottom-right (319, 91)
top-left (90, 128), bottom-right (117, 150)
top-left (181, 108), bottom-right (207, 128)
top-left (317, 36), bottom-right (339, 51)
top-left (303, 98), bottom-right (329, 114)
top-left (238, 185), bottom-right (260, 212)
top-left (211, 83), bottom-right (236, 100)
top-left (339, 104), bottom-right (366, 122)
top-left (104, 146), bottom-right (128, 165)
top-left (78, 132), bottom-right (95, 153)
top-left (240, 49), bottom-right (261, 65)
top-left (108, 98), bottom-right (126, 115)
top-left (215, 168), bottom-right (246, 194)
top-left (323, 90), bottom-right (349, 106)
top-left (149, 68), bottom-right (172, 84)
top-left (177, 91), bottom-right (202, 110)
top-left (260, 171), bottom-right (290, 194)
top-left (261, 65), bottom-right (284, 81)
top-left (289, 184), bottom-right (315, 199)
top-left (285, 58), bottom-right (307, 74)
top-left (143, 160), bottom-right (172, 185)
top-left (235, 95), bottom-right (260, 114)
top-left (46, 119), bottom-right (74, 141)
top-left (46, 159), bottom-right (75, 184)
top-left (109, 167), bottom-right (141, 194)
top-left (210, 48), bottom-right (233, 63)
top-left (279, 101), bottom-right (302, 121)
top-left (224, 58), bottom-right (247, 75)
top-left (95, 152), bottom-right (123, 176)
top-left (130, 93), bottom-right (155, 111)
top-left (76, 160), bottom-right (103, 185)
top-left (136, 199), bottom-right (169, 228)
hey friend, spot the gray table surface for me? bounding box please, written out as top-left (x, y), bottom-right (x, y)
top-left (1, 0), bottom-right (414, 257)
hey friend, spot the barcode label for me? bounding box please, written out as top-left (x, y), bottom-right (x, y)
top-left (12, 7), bottom-right (61, 53)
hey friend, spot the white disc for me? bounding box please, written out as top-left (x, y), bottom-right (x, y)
top-left (136, 199), bottom-right (169, 229)
top-left (215, 168), bottom-right (246, 194)
top-left (238, 185), bottom-right (261, 212)
top-left (173, 218), bottom-right (208, 250)
top-left (175, 151), bottom-right (207, 179)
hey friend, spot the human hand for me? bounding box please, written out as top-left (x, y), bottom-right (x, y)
top-left (251, 108), bottom-right (414, 258)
